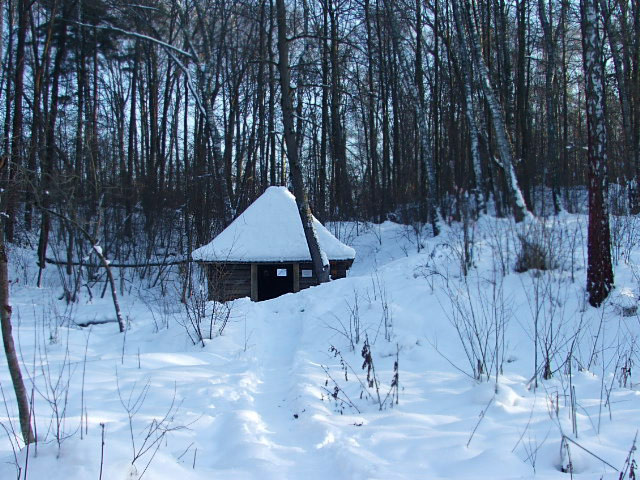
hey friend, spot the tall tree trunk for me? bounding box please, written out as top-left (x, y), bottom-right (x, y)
top-left (600, 0), bottom-right (637, 211)
top-left (275, 0), bottom-right (329, 284)
top-left (376, 6), bottom-right (390, 217)
top-left (5, 0), bottom-right (29, 242)
top-left (632, 0), bottom-right (640, 190)
top-left (257, 0), bottom-right (268, 190)
top-left (328, 0), bottom-right (351, 219)
top-left (318, 2), bottom-right (329, 221)
top-left (452, 0), bottom-right (485, 214)
top-left (364, 0), bottom-right (378, 221)
top-left (2, 0), bottom-right (14, 161)
top-left (89, 26), bottom-right (100, 211)
top-left (37, 10), bottom-right (69, 288)
top-left (125, 41), bottom-right (139, 238)
top-left (268, 1), bottom-right (277, 187)
top-left (460, 0), bottom-right (530, 223)
top-left (581, 0), bottom-right (614, 307)
top-left (413, 0), bottom-right (440, 234)
top-left (25, 2), bottom-right (57, 232)
top-left (75, 7), bottom-right (86, 198)
top-left (538, 0), bottom-right (562, 213)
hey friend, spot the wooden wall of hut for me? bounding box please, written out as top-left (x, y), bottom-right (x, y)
top-left (204, 259), bottom-right (354, 302)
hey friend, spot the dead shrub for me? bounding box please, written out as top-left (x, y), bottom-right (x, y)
top-left (514, 226), bottom-right (557, 273)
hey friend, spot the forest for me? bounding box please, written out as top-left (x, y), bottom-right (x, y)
top-left (0, 0), bottom-right (637, 249)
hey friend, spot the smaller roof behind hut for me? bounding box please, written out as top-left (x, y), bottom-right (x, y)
top-left (192, 186), bottom-right (356, 263)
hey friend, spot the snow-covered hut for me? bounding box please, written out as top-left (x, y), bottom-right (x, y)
top-left (192, 186), bottom-right (356, 302)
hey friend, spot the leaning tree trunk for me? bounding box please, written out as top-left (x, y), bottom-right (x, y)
top-left (0, 229), bottom-right (34, 444)
top-left (581, 0), bottom-right (614, 307)
top-left (451, 0), bottom-right (485, 214)
top-left (275, 0), bottom-right (329, 284)
top-left (599, 0), bottom-right (638, 213)
top-left (459, 0), bottom-right (530, 223)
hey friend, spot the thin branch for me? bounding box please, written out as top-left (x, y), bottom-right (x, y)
top-left (73, 21), bottom-right (194, 59)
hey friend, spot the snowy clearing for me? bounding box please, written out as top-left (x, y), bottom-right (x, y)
top-left (1, 217), bottom-right (639, 479)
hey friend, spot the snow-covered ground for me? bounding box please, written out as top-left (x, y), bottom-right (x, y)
top-left (1, 216), bottom-right (639, 479)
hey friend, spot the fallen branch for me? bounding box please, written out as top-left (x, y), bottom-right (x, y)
top-left (45, 257), bottom-right (189, 268)
top-left (562, 435), bottom-right (618, 472)
top-left (39, 206), bottom-right (126, 333)
top-left (75, 319), bottom-right (119, 327)
top-left (467, 394), bottom-right (495, 447)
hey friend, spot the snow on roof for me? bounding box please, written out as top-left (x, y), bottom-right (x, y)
top-left (192, 186), bottom-right (356, 263)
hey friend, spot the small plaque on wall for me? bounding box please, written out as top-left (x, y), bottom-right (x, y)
top-left (301, 269), bottom-right (313, 278)
top-left (277, 268), bottom-right (288, 277)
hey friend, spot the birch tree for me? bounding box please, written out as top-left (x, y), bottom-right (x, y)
top-left (451, 0), bottom-right (485, 214)
top-left (458, 0), bottom-right (530, 223)
top-left (580, 0), bottom-right (614, 307)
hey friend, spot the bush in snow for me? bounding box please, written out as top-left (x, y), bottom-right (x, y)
top-left (618, 434), bottom-right (638, 480)
top-left (321, 338), bottom-right (399, 413)
top-left (438, 269), bottom-right (510, 384)
top-left (181, 287), bottom-right (231, 347)
top-left (610, 212), bottom-right (640, 266)
top-left (515, 236), bottom-right (557, 274)
top-left (514, 222), bottom-right (559, 273)
top-left (117, 378), bottom-right (184, 479)
top-left (177, 267), bottom-right (232, 347)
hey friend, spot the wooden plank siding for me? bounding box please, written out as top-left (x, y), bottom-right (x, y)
top-left (204, 258), bottom-right (354, 302)
top-left (298, 259), bottom-right (354, 289)
top-left (206, 263), bottom-right (252, 301)
top-left (292, 263), bottom-right (300, 292)
top-left (250, 264), bottom-right (258, 301)
top-left (298, 262), bottom-right (317, 290)
top-left (330, 259), bottom-right (353, 279)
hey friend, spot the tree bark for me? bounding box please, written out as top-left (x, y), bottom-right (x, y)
top-left (275, 0), bottom-right (329, 284)
top-left (538, 0), bottom-right (562, 213)
top-left (0, 234), bottom-right (34, 444)
top-left (600, 0), bottom-right (638, 211)
top-left (452, 0), bottom-right (485, 214)
top-left (37, 9), bottom-right (70, 288)
top-left (364, 0), bottom-right (378, 221)
top-left (319, 1), bottom-right (329, 221)
top-left (5, 0), bottom-right (29, 242)
top-left (460, 0), bottom-right (530, 223)
top-left (328, 0), bottom-right (351, 219)
top-left (581, 0), bottom-right (614, 307)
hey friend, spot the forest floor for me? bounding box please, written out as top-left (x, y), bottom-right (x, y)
top-left (1, 215), bottom-right (639, 479)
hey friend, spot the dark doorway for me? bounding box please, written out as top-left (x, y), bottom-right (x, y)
top-left (258, 264), bottom-right (294, 301)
